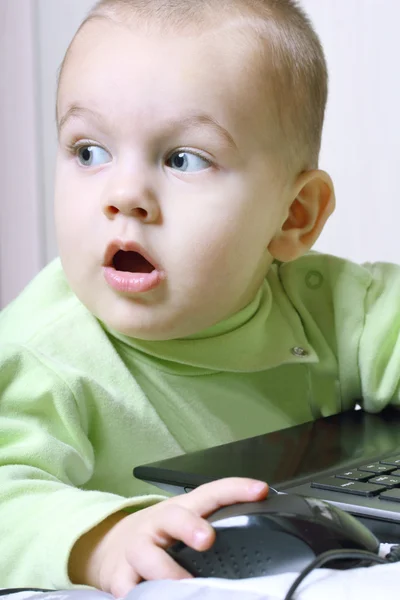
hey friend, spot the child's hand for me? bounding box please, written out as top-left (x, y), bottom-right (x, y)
top-left (69, 477), bottom-right (268, 597)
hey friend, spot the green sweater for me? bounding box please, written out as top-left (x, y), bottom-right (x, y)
top-left (1, 252), bottom-right (400, 588)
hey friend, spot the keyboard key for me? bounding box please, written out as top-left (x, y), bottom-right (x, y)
top-left (358, 463), bottom-right (395, 474)
top-left (387, 469), bottom-right (400, 478)
top-left (335, 469), bottom-right (371, 482)
top-left (380, 488), bottom-right (400, 503)
top-left (380, 455), bottom-right (400, 467)
top-left (369, 475), bottom-right (400, 488)
top-left (311, 477), bottom-right (387, 497)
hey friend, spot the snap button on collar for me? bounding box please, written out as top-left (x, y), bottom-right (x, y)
top-left (291, 346), bottom-right (308, 357)
top-left (305, 270), bottom-right (324, 290)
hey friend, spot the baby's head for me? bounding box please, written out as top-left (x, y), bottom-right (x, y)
top-left (55, 0), bottom-right (335, 341)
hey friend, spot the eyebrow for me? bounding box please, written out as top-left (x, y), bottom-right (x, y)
top-left (58, 106), bottom-right (102, 134)
top-left (57, 105), bottom-right (237, 149)
top-left (176, 114), bottom-right (238, 150)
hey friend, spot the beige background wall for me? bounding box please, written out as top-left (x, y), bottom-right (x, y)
top-left (1, 0), bottom-right (400, 307)
top-left (0, 1), bottom-right (43, 308)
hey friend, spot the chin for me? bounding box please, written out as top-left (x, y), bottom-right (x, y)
top-left (88, 287), bottom-right (221, 341)
top-left (103, 312), bottom-right (191, 341)
top-left (107, 309), bottom-right (220, 341)
top-left (113, 324), bottom-right (185, 341)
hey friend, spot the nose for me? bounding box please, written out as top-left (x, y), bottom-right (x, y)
top-left (103, 169), bottom-right (160, 223)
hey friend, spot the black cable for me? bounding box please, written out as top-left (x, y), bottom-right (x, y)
top-left (0, 590), bottom-right (52, 596)
top-left (283, 549), bottom-right (387, 600)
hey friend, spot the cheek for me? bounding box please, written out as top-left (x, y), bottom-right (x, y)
top-left (171, 202), bottom-right (267, 278)
top-left (55, 192), bottom-right (82, 251)
top-left (55, 169), bottom-right (96, 241)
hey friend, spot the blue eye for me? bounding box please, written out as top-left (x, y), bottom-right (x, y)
top-left (167, 151), bottom-right (211, 172)
top-left (77, 145), bottom-right (112, 167)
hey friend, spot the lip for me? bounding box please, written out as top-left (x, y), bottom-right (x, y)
top-left (103, 239), bottom-right (161, 271)
top-left (102, 239), bottom-right (165, 294)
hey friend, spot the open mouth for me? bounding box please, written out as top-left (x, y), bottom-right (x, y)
top-left (103, 242), bottom-right (164, 293)
top-left (112, 250), bottom-right (155, 274)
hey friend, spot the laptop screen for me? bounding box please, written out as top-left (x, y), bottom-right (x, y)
top-left (134, 408), bottom-right (400, 492)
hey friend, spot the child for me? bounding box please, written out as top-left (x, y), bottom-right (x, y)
top-left (1, 0), bottom-right (400, 597)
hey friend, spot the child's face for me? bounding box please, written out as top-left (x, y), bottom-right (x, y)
top-left (55, 18), bottom-right (292, 340)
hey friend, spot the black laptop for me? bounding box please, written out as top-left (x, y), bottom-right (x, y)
top-left (134, 407), bottom-right (400, 541)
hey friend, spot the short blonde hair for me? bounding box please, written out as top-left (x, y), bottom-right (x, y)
top-left (58, 0), bottom-right (328, 172)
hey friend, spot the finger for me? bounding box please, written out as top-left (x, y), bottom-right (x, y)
top-left (176, 477), bottom-right (268, 516)
top-left (108, 564), bottom-right (142, 599)
top-left (147, 504), bottom-right (215, 551)
top-left (127, 538), bottom-right (194, 582)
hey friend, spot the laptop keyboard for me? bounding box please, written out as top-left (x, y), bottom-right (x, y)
top-left (311, 455), bottom-right (400, 502)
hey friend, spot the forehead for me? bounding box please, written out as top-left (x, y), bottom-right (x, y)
top-left (58, 18), bottom-right (277, 144)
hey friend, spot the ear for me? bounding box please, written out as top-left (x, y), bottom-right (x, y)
top-left (268, 170), bottom-right (335, 262)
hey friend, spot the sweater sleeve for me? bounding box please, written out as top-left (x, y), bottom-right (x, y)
top-left (356, 262), bottom-right (400, 411)
top-left (0, 344), bottom-right (165, 589)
